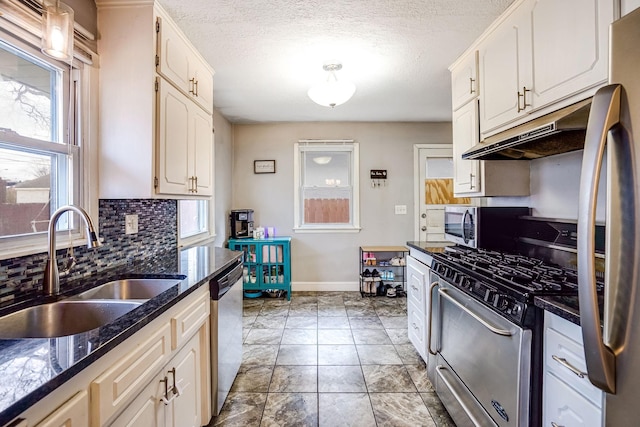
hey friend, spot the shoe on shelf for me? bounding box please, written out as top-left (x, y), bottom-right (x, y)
top-left (386, 287), bottom-right (397, 298)
top-left (372, 269), bottom-right (381, 282)
top-left (362, 269), bottom-right (373, 282)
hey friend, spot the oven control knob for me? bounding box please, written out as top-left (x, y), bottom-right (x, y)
top-left (511, 303), bottom-right (523, 317)
top-left (485, 289), bottom-right (495, 303)
top-left (495, 296), bottom-right (510, 311)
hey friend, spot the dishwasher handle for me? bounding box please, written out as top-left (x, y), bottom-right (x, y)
top-left (211, 262), bottom-right (243, 299)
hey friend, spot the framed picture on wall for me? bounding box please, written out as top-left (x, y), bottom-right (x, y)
top-left (254, 160), bottom-right (276, 174)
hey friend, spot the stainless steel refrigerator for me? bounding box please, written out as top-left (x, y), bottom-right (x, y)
top-left (578, 6), bottom-right (640, 426)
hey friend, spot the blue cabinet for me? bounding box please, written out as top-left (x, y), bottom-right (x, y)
top-left (228, 237), bottom-right (292, 300)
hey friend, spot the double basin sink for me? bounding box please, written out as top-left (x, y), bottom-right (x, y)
top-left (0, 278), bottom-right (183, 339)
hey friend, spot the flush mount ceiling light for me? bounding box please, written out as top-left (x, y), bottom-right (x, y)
top-left (307, 63), bottom-right (356, 108)
top-left (41, 0), bottom-right (74, 61)
top-left (312, 156), bottom-right (332, 165)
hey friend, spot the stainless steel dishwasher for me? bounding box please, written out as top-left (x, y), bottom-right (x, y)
top-left (210, 258), bottom-right (243, 416)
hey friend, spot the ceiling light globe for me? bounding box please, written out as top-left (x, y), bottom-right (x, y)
top-left (308, 77), bottom-right (356, 108)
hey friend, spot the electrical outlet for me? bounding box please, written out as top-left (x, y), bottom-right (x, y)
top-left (125, 214), bottom-right (139, 234)
top-left (395, 205), bottom-right (407, 215)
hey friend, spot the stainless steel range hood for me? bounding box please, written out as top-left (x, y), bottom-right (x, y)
top-left (462, 98), bottom-right (592, 160)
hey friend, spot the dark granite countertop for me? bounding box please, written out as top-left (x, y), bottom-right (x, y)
top-left (534, 295), bottom-right (581, 325)
top-left (0, 243), bottom-right (241, 426)
top-left (406, 241), bottom-right (453, 254)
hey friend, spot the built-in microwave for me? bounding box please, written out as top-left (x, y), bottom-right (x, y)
top-left (444, 206), bottom-right (530, 250)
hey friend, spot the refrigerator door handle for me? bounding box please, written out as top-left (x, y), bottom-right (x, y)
top-left (578, 84), bottom-right (621, 394)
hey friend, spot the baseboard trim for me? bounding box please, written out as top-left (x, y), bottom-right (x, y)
top-left (292, 281), bottom-right (359, 292)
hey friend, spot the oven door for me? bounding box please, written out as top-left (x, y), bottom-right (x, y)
top-left (444, 206), bottom-right (476, 248)
top-left (436, 282), bottom-right (531, 427)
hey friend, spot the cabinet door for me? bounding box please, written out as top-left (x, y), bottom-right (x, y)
top-left (34, 391), bottom-right (88, 427)
top-left (530, 0), bottom-right (612, 108)
top-left (110, 376), bottom-right (165, 427)
top-left (157, 78), bottom-right (191, 195)
top-left (451, 51), bottom-right (478, 111)
top-left (192, 105), bottom-right (213, 196)
top-left (452, 100), bottom-right (481, 196)
top-left (166, 333), bottom-right (202, 427)
top-left (479, 1), bottom-right (533, 134)
top-left (156, 9), bottom-right (213, 115)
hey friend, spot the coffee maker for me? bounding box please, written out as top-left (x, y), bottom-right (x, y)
top-left (229, 209), bottom-right (254, 239)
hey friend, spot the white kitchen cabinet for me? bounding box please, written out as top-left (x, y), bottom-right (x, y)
top-left (157, 79), bottom-right (213, 196)
top-left (407, 256), bottom-right (429, 361)
top-left (156, 8), bottom-right (214, 114)
top-left (477, 0), bottom-right (613, 137)
top-left (450, 51), bottom-right (479, 112)
top-left (34, 391), bottom-right (89, 427)
top-left (479, 0), bottom-right (532, 134)
top-left (529, 0), bottom-right (612, 109)
top-left (97, 0), bottom-right (214, 199)
top-left (543, 311), bottom-right (604, 427)
top-left (452, 99), bottom-right (529, 197)
top-left (112, 327), bottom-right (206, 427)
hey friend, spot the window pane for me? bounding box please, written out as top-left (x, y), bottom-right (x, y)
top-left (302, 187), bottom-right (351, 224)
top-left (179, 200), bottom-right (208, 238)
top-left (0, 42), bottom-right (58, 142)
top-left (0, 146), bottom-right (55, 237)
top-left (304, 151), bottom-right (350, 187)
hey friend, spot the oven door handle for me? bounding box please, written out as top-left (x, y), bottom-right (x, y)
top-left (427, 281), bottom-right (439, 355)
top-left (439, 288), bottom-right (513, 336)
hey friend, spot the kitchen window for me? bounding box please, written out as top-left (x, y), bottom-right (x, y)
top-left (0, 34), bottom-right (84, 258)
top-left (178, 199), bottom-right (212, 246)
top-left (293, 140), bottom-right (360, 232)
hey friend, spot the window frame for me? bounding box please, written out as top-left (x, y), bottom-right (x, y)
top-left (177, 199), bottom-right (215, 248)
top-left (0, 25), bottom-right (95, 260)
top-left (293, 140), bottom-right (361, 233)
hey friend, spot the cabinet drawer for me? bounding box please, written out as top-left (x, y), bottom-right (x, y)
top-left (408, 301), bottom-right (427, 362)
top-left (35, 390), bottom-right (88, 427)
top-left (171, 291), bottom-right (210, 350)
top-left (544, 371), bottom-right (602, 427)
top-left (545, 327), bottom-right (602, 407)
top-left (91, 323), bottom-right (172, 425)
top-left (407, 257), bottom-right (427, 309)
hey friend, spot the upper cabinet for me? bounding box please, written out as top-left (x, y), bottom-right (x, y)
top-left (479, 2), bottom-right (532, 134)
top-left (156, 14), bottom-right (214, 114)
top-left (97, 0), bottom-right (215, 199)
top-left (451, 51), bottom-right (479, 111)
top-left (478, 0), bottom-right (613, 136)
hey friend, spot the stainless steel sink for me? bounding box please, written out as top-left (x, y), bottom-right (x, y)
top-left (0, 300), bottom-right (142, 339)
top-left (70, 278), bottom-right (181, 301)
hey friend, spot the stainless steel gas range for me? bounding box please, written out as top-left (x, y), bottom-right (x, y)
top-left (424, 216), bottom-right (604, 427)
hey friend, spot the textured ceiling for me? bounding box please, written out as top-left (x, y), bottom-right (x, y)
top-left (158, 0), bottom-right (514, 123)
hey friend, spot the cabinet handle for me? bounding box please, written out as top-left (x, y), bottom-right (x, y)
top-left (167, 367), bottom-right (176, 393)
top-left (411, 322), bottom-right (419, 330)
top-left (551, 422), bottom-right (564, 427)
top-left (469, 173), bottom-right (475, 190)
top-left (552, 354), bottom-right (587, 378)
top-left (469, 77), bottom-right (476, 94)
top-left (517, 86), bottom-right (531, 112)
top-left (160, 376), bottom-right (175, 405)
top-left (194, 176), bottom-right (198, 192)
top-left (194, 79), bottom-right (199, 96)
top-left (189, 78), bottom-right (196, 95)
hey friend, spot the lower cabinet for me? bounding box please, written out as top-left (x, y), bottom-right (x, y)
top-left (112, 326), bottom-right (206, 427)
top-left (34, 391), bottom-right (89, 427)
top-left (543, 311), bottom-right (604, 427)
top-left (12, 286), bottom-right (211, 427)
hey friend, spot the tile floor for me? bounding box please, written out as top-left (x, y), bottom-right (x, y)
top-left (209, 292), bottom-right (455, 427)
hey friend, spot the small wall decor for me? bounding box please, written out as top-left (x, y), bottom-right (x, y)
top-left (254, 160), bottom-right (276, 174)
top-left (370, 169), bottom-right (387, 187)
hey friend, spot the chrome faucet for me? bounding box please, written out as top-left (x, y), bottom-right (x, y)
top-left (43, 205), bottom-right (102, 296)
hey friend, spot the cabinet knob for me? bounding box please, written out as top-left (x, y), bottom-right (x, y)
top-left (421, 213), bottom-right (427, 219)
top-left (421, 226), bottom-right (427, 231)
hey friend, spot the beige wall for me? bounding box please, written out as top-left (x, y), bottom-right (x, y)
top-left (231, 121), bottom-right (452, 290)
top-left (213, 110), bottom-right (233, 247)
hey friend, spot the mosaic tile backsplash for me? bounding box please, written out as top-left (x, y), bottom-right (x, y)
top-left (0, 199), bottom-right (177, 304)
